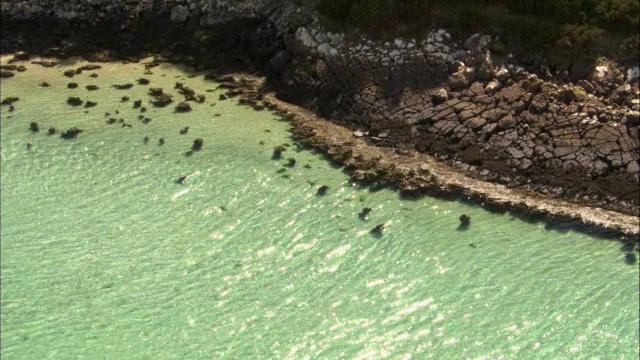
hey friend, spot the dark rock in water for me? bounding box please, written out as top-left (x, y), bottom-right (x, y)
top-left (47, 127), bottom-right (56, 135)
top-left (106, 118), bottom-right (117, 124)
top-left (9, 105), bottom-right (15, 112)
top-left (26, 143), bottom-right (32, 150)
top-left (219, 94), bottom-right (227, 101)
top-left (67, 82), bottom-right (78, 89)
top-left (143, 136), bottom-right (150, 144)
top-left (0, 70), bottom-right (14, 78)
top-left (151, 94), bottom-right (173, 107)
top-left (192, 138), bottom-right (204, 151)
top-left (158, 138), bottom-right (165, 146)
top-left (196, 94), bottom-right (206, 103)
top-left (140, 107), bottom-right (147, 113)
top-left (9, 52), bottom-right (30, 63)
top-left (1, 97), bottom-right (19, 105)
top-left (148, 88), bottom-right (164, 96)
top-left (185, 150), bottom-right (194, 157)
top-left (29, 122), bottom-right (39, 133)
top-left (133, 99), bottom-right (142, 108)
top-left (122, 123), bottom-right (132, 128)
top-left (16, 65), bottom-right (26, 72)
top-left (39, 82), bottom-right (50, 87)
top-left (286, 158), bottom-right (296, 167)
top-left (67, 97), bottom-right (83, 106)
top-left (458, 214), bottom-right (471, 230)
top-left (60, 127), bottom-right (83, 139)
top-left (0, 65), bottom-right (17, 70)
top-left (89, 73), bottom-right (98, 78)
top-left (118, 118), bottom-right (124, 123)
top-left (63, 70), bottom-right (75, 78)
top-left (175, 102), bottom-right (192, 113)
top-left (78, 64), bottom-right (101, 71)
top-left (32, 60), bottom-right (57, 68)
top-left (121, 96), bottom-right (130, 102)
top-left (175, 82), bottom-right (196, 101)
top-left (624, 253), bottom-right (637, 265)
top-left (316, 185), bottom-right (329, 196)
top-left (137, 78), bottom-right (150, 85)
top-left (142, 117), bottom-right (152, 124)
top-left (359, 207), bottom-right (372, 220)
top-left (176, 176), bottom-right (188, 184)
top-left (370, 223), bottom-right (386, 236)
top-left (84, 101), bottom-right (97, 108)
top-left (180, 127), bottom-right (189, 135)
top-left (86, 85), bottom-right (99, 91)
top-left (138, 115), bottom-right (144, 120)
top-left (272, 145), bottom-right (286, 160)
top-left (113, 83), bottom-right (133, 90)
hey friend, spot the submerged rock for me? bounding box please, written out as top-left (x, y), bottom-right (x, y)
top-left (112, 83), bottom-right (134, 90)
top-left (60, 127), bottom-right (83, 139)
top-left (29, 122), bottom-right (39, 133)
top-left (359, 207), bottom-right (372, 220)
top-left (316, 185), bottom-right (329, 196)
top-left (192, 138), bottom-right (204, 151)
top-left (47, 127), bottom-right (56, 135)
top-left (67, 82), bottom-right (78, 89)
top-left (370, 223), bottom-right (386, 236)
top-left (1, 97), bottom-right (19, 105)
top-left (272, 145), bottom-right (286, 160)
top-left (67, 97), bottom-right (83, 106)
top-left (180, 127), bottom-right (189, 135)
top-left (86, 85), bottom-right (99, 91)
top-left (151, 94), bottom-right (172, 107)
top-left (63, 70), bottom-right (75, 78)
top-left (458, 214), bottom-right (471, 230)
top-left (175, 102), bottom-right (192, 112)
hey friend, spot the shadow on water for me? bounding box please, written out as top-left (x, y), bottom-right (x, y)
top-left (393, 186), bottom-right (639, 263)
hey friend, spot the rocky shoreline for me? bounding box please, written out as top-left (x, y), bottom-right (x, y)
top-left (214, 74), bottom-right (638, 239)
top-left (1, 0), bottom-right (638, 237)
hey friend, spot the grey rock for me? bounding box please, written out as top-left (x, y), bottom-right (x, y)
top-left (170, 5), bottom-right (189, 23)
top-left (448, 72), bottom-right (468, 90)
top-left (497, 114), bottom-right (515, 129)
top-left (465, 117), bottom-right (487, 130)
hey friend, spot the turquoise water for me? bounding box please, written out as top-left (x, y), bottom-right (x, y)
top-left (1, 58), bottom-right (638, 359)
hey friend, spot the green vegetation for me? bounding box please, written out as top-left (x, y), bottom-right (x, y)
top-left (308, 0), bottom-right (639, 74)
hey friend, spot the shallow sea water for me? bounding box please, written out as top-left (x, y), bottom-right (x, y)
top-left (1, 57), bottom-right (638, 359)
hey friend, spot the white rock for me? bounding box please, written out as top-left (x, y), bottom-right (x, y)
top-left (485, 81), bottom-right (500, 94)
top-left (593, 65), bottom-right (609, 80)
top-left (627, 66), bottom-right (640, 82)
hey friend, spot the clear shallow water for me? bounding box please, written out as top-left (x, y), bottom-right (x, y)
top-left (1, 58), bottom-right (638, 359)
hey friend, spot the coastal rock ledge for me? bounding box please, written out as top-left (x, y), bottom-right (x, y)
top-left (1, 0), bottom-right (638, 237)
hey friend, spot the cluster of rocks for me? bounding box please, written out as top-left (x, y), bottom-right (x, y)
top-left (1, 0), bottom-right (638, 217)
top-left (272, 21), bottom-right (640, 215)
